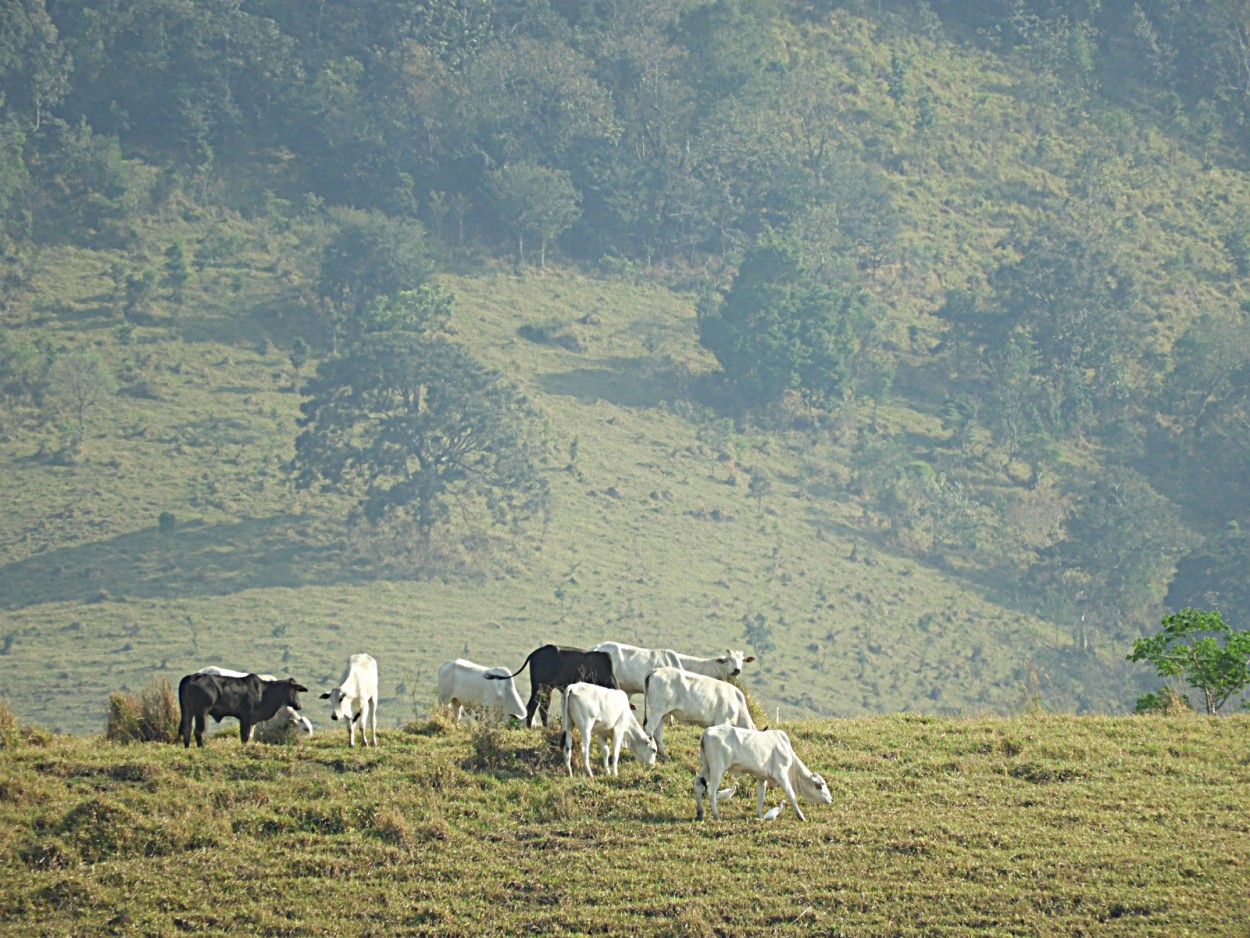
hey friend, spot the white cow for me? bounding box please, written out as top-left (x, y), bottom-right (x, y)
top-left (693, 725), bottom-right (833, 821)
top-left (437, 658), bottom-right (527, 723)
top-left (560, 682), bottom-right (658, 778)
top-left (642, 666), bottom-right (756, 760)
top-left (590, 642), bottom-right (755, 696)
top-left (320, 653), bottom-right (378, 747)
top-left (197, 666), bottom-right (314, 740)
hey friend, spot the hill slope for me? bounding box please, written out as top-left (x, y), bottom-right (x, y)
top-left (1, 714), bottom-right (1246, 936)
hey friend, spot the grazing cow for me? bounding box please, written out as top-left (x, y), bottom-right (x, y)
top-left (694, 725), bottom-right (833, 821)
top-left (590, 642), bottom-right (756, 696)
top-left (487, 644), bottom-right (617, 727)
top-left (642, 666), bottom-right (755, 760)
top-left (178, 671), bottom-right (308, 748)
top-left (560, 682), bottom-right (658, 778)
top-left (437, 658), bottom-right (527, 723)
top-left (320, 653), bottom-right (379, 747)
top-left (198, 666), bottom-right (314, 739)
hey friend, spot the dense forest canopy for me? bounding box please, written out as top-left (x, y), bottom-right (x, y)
top-left (2, 0), bottom-right (1250, 725)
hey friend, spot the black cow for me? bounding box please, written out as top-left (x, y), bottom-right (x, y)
top-left (178, 672), bottom-right (309, 747)
top-left (486, 644), bottom-right (617, 727)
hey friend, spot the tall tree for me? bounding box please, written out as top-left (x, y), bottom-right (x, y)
top-left (317, 208), bottom-right (434, 349)
top-left (294, 332), bottom-right (549, 545)
top-left (698, 229), bottom-right (876, 412)
top-left (487, 162), bottom-right (580, 267)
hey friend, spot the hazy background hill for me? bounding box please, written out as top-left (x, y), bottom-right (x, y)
top-left (2, 0), bottom-right (1249, 733)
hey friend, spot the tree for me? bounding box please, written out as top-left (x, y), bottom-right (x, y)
top-left (317, 208), bottom-right (434, 350)
top-left (698, 229), bottom-right (875, 411)
top-left (45, 348), bottom-right (116, 447)
top-left (294, 331), bottom-right (549, 546)
top-left (487, 162), bottom-right (581, 268)
top-left (1127, 608), bottom-right (1250, 715)
top-left (1036, 467), bottom-right (1190, 650)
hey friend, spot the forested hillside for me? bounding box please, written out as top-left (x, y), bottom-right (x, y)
top-left (3, 0), bottom-right (1250, 732)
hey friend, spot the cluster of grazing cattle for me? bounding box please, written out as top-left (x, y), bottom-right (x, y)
top-left (174, 640), bottom-right (831, 822)
top-left (177, 653), bottom-right (377, 749)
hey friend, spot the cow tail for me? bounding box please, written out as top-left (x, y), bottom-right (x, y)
top-left (643, 671), bottom-right (651, 731)
top-left (560, 687), bottom-right (572, 755)
top-left (492, 648), bottom-right (537, 681)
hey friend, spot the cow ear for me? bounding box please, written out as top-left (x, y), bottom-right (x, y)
top-left (716, 657), bottom-right (728, 664)
top-left (744, 656), bottom-right (756, 663)
top-left (319, 692), bottom-right (331, 699)
top-left (629, 702), bottom-right (637, 711)
top-left (295, 684), bottom-right (309, 693)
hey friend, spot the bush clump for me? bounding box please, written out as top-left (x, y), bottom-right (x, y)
top-left (106, 677), bottom-right (179, 744)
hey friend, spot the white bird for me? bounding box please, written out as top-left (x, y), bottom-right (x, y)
top-left (716, 784), bottom-right (738, 799)
top-left (762, 802), bottom-right (788, 821)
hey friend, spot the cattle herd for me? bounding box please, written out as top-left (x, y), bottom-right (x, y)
top-left (175, 642), bottom-right (834, 822)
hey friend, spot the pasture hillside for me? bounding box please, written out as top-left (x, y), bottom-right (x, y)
top-left (6, 2), bottom-right (1250, 733)
top-left (0, 712), bottom-right (1246, 936)
top-left (0, 255), bottom-right (1135, 736)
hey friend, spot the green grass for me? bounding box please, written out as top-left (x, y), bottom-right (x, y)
top-left (0, 711), bottom-right (1246, 935)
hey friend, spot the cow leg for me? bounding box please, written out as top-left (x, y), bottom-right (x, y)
top-left (562, 729), bottom-right (575, 777)
top-left (524, 690), bottom-right (541, 728)
top-left (582, 723), bottom-right (595, 778)
top-left (180, 710), bottom-right (193, 748)
top-left (240, 721), bottom-right (253, 743)
top-left (368, 698), bottom-right (378, 746)
top-left (779, 777), bottom-right (806, 821)
top-left (537, 688), bottom-right (554, 727)
top-left (693, 773), bottom-right (707, 820)
top-left (756, 781), bottom-right (768, 819)
top-left (609, 730), bottom-right (623, 777)
top-left (194, 713), bottom-right (207, 748)
top-left (706, 769), bottom-right (726, 820)
top-left (652, 719), bottom-right (667, 760)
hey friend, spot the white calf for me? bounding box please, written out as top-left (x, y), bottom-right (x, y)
top-left (320, 653), bottom-right (378, 747)
top-left (694, 725), bottom-right (833, 821)
top-left (642, 667), bottom-right (755, 759)
top-left (197, 666), bottom-right (314, 740)
top-left (560, 682), bottom-right (658, 778)
top-left (590, 642), bottom-right (755, 696)
top-left (437, 658), bottom-right (526, 722)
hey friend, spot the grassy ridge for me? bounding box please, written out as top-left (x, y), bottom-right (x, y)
top-left (0, 712), bottom-right (1246, 936)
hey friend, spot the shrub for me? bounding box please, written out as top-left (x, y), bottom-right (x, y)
top-left (0, 696), bottom-right (18, 749)
top-left (1134, 686), bottom-right (1193, 715)
top-left (106, 677), bottom-right (179, 744)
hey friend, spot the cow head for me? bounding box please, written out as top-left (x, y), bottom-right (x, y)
top-left (485, 669), bottom-right (528, 721)
top-left (275, 679), bottom-right (309, 710)
top-left (320, 687), bottom-right (360, 723)
top-left (800, 772), bottom-right (834, 806)
top-left (717, 649), bottom-right (756, 677)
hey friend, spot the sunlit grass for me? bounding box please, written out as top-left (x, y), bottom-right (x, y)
top-left (0, 713), bottom-right (1245, 935)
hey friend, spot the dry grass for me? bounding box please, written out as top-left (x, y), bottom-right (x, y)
top-left (0, 714), bottom-right (1245, 936)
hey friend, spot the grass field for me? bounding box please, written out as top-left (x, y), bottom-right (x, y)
top-left (1, 708), bottom-right (1246, 936)
top-left (0, 253), bottom-right (1156, 737)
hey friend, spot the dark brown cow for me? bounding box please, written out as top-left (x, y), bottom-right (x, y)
top-left (486, 644), bottom-right (617, 727)
top-left (178, 672), bottom-right (308, 747)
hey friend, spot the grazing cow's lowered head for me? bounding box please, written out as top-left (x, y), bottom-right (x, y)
top-left (321, 687), bottom-right (358, 723)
